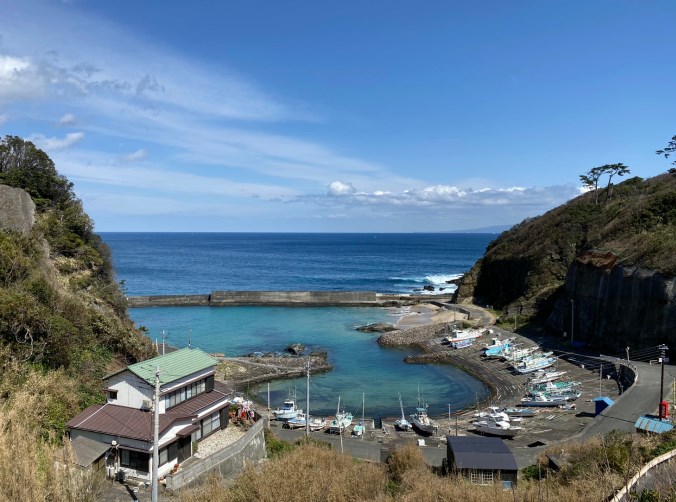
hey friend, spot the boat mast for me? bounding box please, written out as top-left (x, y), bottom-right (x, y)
top-left (361, 392), bottom-right (365, 441)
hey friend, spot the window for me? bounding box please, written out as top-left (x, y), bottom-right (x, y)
top-left (164, 377), bottom-right (209, 410)
top-left (469, 469), bottom-right (494, 485)
top-left (201, 411), bottom-right (221, 437)
top-left (108, 390), bottom-right (118, 400)
top-left (120, 449), bottom-right (150, 472)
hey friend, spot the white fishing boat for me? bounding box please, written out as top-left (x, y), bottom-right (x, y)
top-left (409, 387), bottom-right (437, 436)
top-left (394, 393), bottom-right (411, 431)
top-left (473, 406), bottom-right (522, 423)
top-left (272, 392), bottom-right (302, 420)
top-left (285, 413), bottom-right (326, 431)
top-left (514, 356), bottom-right (557, 374)
top-left (443, 327), bottom-right (486, 345)
top-left (520, 393), bottom-right (567, 407)
top-left (528, 380), bottom-right (580, 395)
top-left (528, 369), bottom-right (567, 384)
top-left (328, 396), bottom-right (353, 434)
top-left (471, 417), bottom-right (521, 438)
top-left (501, 346), bottom-right (539, 362)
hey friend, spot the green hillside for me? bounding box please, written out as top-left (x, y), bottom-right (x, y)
top-left (454, 171), bottom-right (676, 319)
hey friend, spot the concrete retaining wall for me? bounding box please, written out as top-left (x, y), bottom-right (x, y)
top-left (127, 291), bottom-right (458, 308)
top-left (165, 419), bottom-right (266, 492)
top-left (210, 290), bottom-right (377, 306)
top-left (126, 295), bottom-right (210, 307)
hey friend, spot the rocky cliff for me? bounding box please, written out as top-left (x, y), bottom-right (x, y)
top-left (452, 172), bottom-right (676, 351)
top-left (0, 184), bottom-right (35, 234)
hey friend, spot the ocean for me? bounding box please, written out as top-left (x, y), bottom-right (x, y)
top-left (102, 232), bottom-right (495, 419)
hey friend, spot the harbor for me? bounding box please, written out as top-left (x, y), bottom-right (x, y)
top-left (219, 307), bottom-right (636, 468)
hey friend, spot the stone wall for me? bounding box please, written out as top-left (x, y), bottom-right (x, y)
top-left (165, 419), bottom-right (265, 492)
top-left (0, 184), bottom-right (35, 235)
top-left (126, 295), bottom-right (210, 307)
top-left (127, 291), bottom-right (381, 307)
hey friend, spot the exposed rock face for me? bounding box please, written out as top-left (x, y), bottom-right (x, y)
top-left (547, 251), bottom-right (676, 351)
top-left (0, 184), bottom-right (35, 235)
top-left (355, 322), bottom-right (397, 333)
top-left (285, 343), bottom-right (305, 355)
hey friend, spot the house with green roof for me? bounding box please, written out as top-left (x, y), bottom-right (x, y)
top-left (66, 348), bottom-right (231, 481)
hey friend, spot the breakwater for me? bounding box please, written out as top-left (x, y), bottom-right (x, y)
top-left (126, 291), bottom-right (454, 308)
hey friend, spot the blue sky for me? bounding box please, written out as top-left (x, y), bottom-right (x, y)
top-left (1, 0), bottom-right (674, 232)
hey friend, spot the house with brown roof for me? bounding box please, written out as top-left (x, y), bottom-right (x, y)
top-left (66, 348), bottom-right (231, 481)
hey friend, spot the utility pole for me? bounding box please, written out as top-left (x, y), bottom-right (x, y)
top-left (161, 330), bottom-right (168, 355)
top-left (267, 382), bottom-right (270, 428)
top-left (598, 363), bottom-right (603, 397)
top-left (570, 299), bottom-right (574, 345)
top-left (306, 360), bottom-right (311, 437)
top-left (448, 403), bottom-right (451, 435)
top-left (658, 345), bottom-right (669, 420)
top-left (152, 367), bottom-right (160, 502)
top-left (626, 346), bottom-right (630, 364)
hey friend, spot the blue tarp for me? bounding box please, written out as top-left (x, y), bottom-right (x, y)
top-left (635, 415), bottom-right (674, 434)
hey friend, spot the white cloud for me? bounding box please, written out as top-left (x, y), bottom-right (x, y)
top-left (58, 113), bottom-right (76, 125)
top-left (30, 132), bottom-right (85, 151)
top-left (0, 55), bottom-right (46, 103)
top-left (299, 182), bottom-right (580, 210)
top-left (121, 149), bottom-right (147, 162)
top-left (327, 181), bottom-right (356, 196)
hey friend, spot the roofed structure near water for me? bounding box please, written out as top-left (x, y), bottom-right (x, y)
top-left (106, 347), bottom-right (219, 384)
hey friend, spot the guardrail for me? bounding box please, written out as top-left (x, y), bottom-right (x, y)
top-left (610, 448), bottom-right (676, 501)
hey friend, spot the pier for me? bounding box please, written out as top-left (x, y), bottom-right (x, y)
top-left (125, 290), bottom-right (456, 308)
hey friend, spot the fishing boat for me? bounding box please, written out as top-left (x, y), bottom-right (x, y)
top-left (501, 346), bottom-right (539, 363)
top-left (520, 393), bottom-right (567, 407)
top-left (528, 380), bottom-right (580, 395)
top-left (513, 356), bottom-right (557, 374)
top-left (473, 406), bottom-right (522, 423)
top-left (528, 369), bottom-right (567, 384)
top-left (352, 393), bottom-right (366, 437)
top-left (285, 413), bottom-right (326, 431)
top-left (409, 387), bottom-right (437, 436)
top-left (394, 393), bottom-right (411, 431)
top-left (482, 337), bottom-right (514, 357)
top-left (443, 327), bottom-right (486, 345)
top-left (502, 406), bottom-right (535, 418)
top-left (272, 391), bottom-right (302, 420)
top-left (328, 396), bottom-right (353, 434)
top-left (471, 417), bottom-right (521, 438)
top-left (450, 338), bottom-right (474, 349)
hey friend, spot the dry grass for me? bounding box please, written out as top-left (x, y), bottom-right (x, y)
top-left (0, 391), bottom-right (104, 501)
top-left (179, 430), bottom-right (676, 502)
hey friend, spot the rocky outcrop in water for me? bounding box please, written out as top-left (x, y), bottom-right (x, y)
top-left (547, 251), bottom-right (676, 350)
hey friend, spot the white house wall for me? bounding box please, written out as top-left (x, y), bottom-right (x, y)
top-left (106, 371), bottom-right (153, 409)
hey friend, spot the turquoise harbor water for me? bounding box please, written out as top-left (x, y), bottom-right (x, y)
top-left (104, 233), bottom-right (495, 419)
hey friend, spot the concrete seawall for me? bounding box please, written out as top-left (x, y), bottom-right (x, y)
top-left (126, 291), bottom-right (455, 308)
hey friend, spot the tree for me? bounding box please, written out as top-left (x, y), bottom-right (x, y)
top-left (580, 166), bottom-right (605, 204)
top-left (603, 163), bottom-right (630, 203)
top-left (656, 135), bottom-right (676, 165)
top-left (0, 135), bottom-right (74, 208)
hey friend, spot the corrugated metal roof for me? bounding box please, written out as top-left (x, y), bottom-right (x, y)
top-left (127, 348), bottom-right (218, 385)
top-left (447, 436), bottom-right (518, 471)
top-left (66, 404), bottom-right (192, 442)
top-left (70, 435), bottom-right (111, 467)
top-left (635, 416), bottom-right (674, 434)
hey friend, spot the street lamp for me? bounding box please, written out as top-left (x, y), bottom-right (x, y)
top-left (658, 344), bottom-right (669, 420)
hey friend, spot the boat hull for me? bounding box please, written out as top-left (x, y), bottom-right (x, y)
top-left (472, 424), bottom-right (519, 438)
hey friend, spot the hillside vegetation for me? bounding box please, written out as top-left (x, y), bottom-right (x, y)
top-left (454, 172), bottom-right (676, 318)
top-left (0, 136), bottom-right (154, 499)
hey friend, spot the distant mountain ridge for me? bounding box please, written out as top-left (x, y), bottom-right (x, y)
top-left (452, 172), bottom-right (676, 351)
top-left (444, 224), bottom-right (512, 234)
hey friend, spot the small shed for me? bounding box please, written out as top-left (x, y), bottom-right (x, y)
top-left (592, 396), bottom-right (615, 416)
top-left (635, 415), bottom-right (674, 434)
top-left (70, 435), bottom-right (111, 471)
top-left (446, 435), bottom-right (518, 487)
